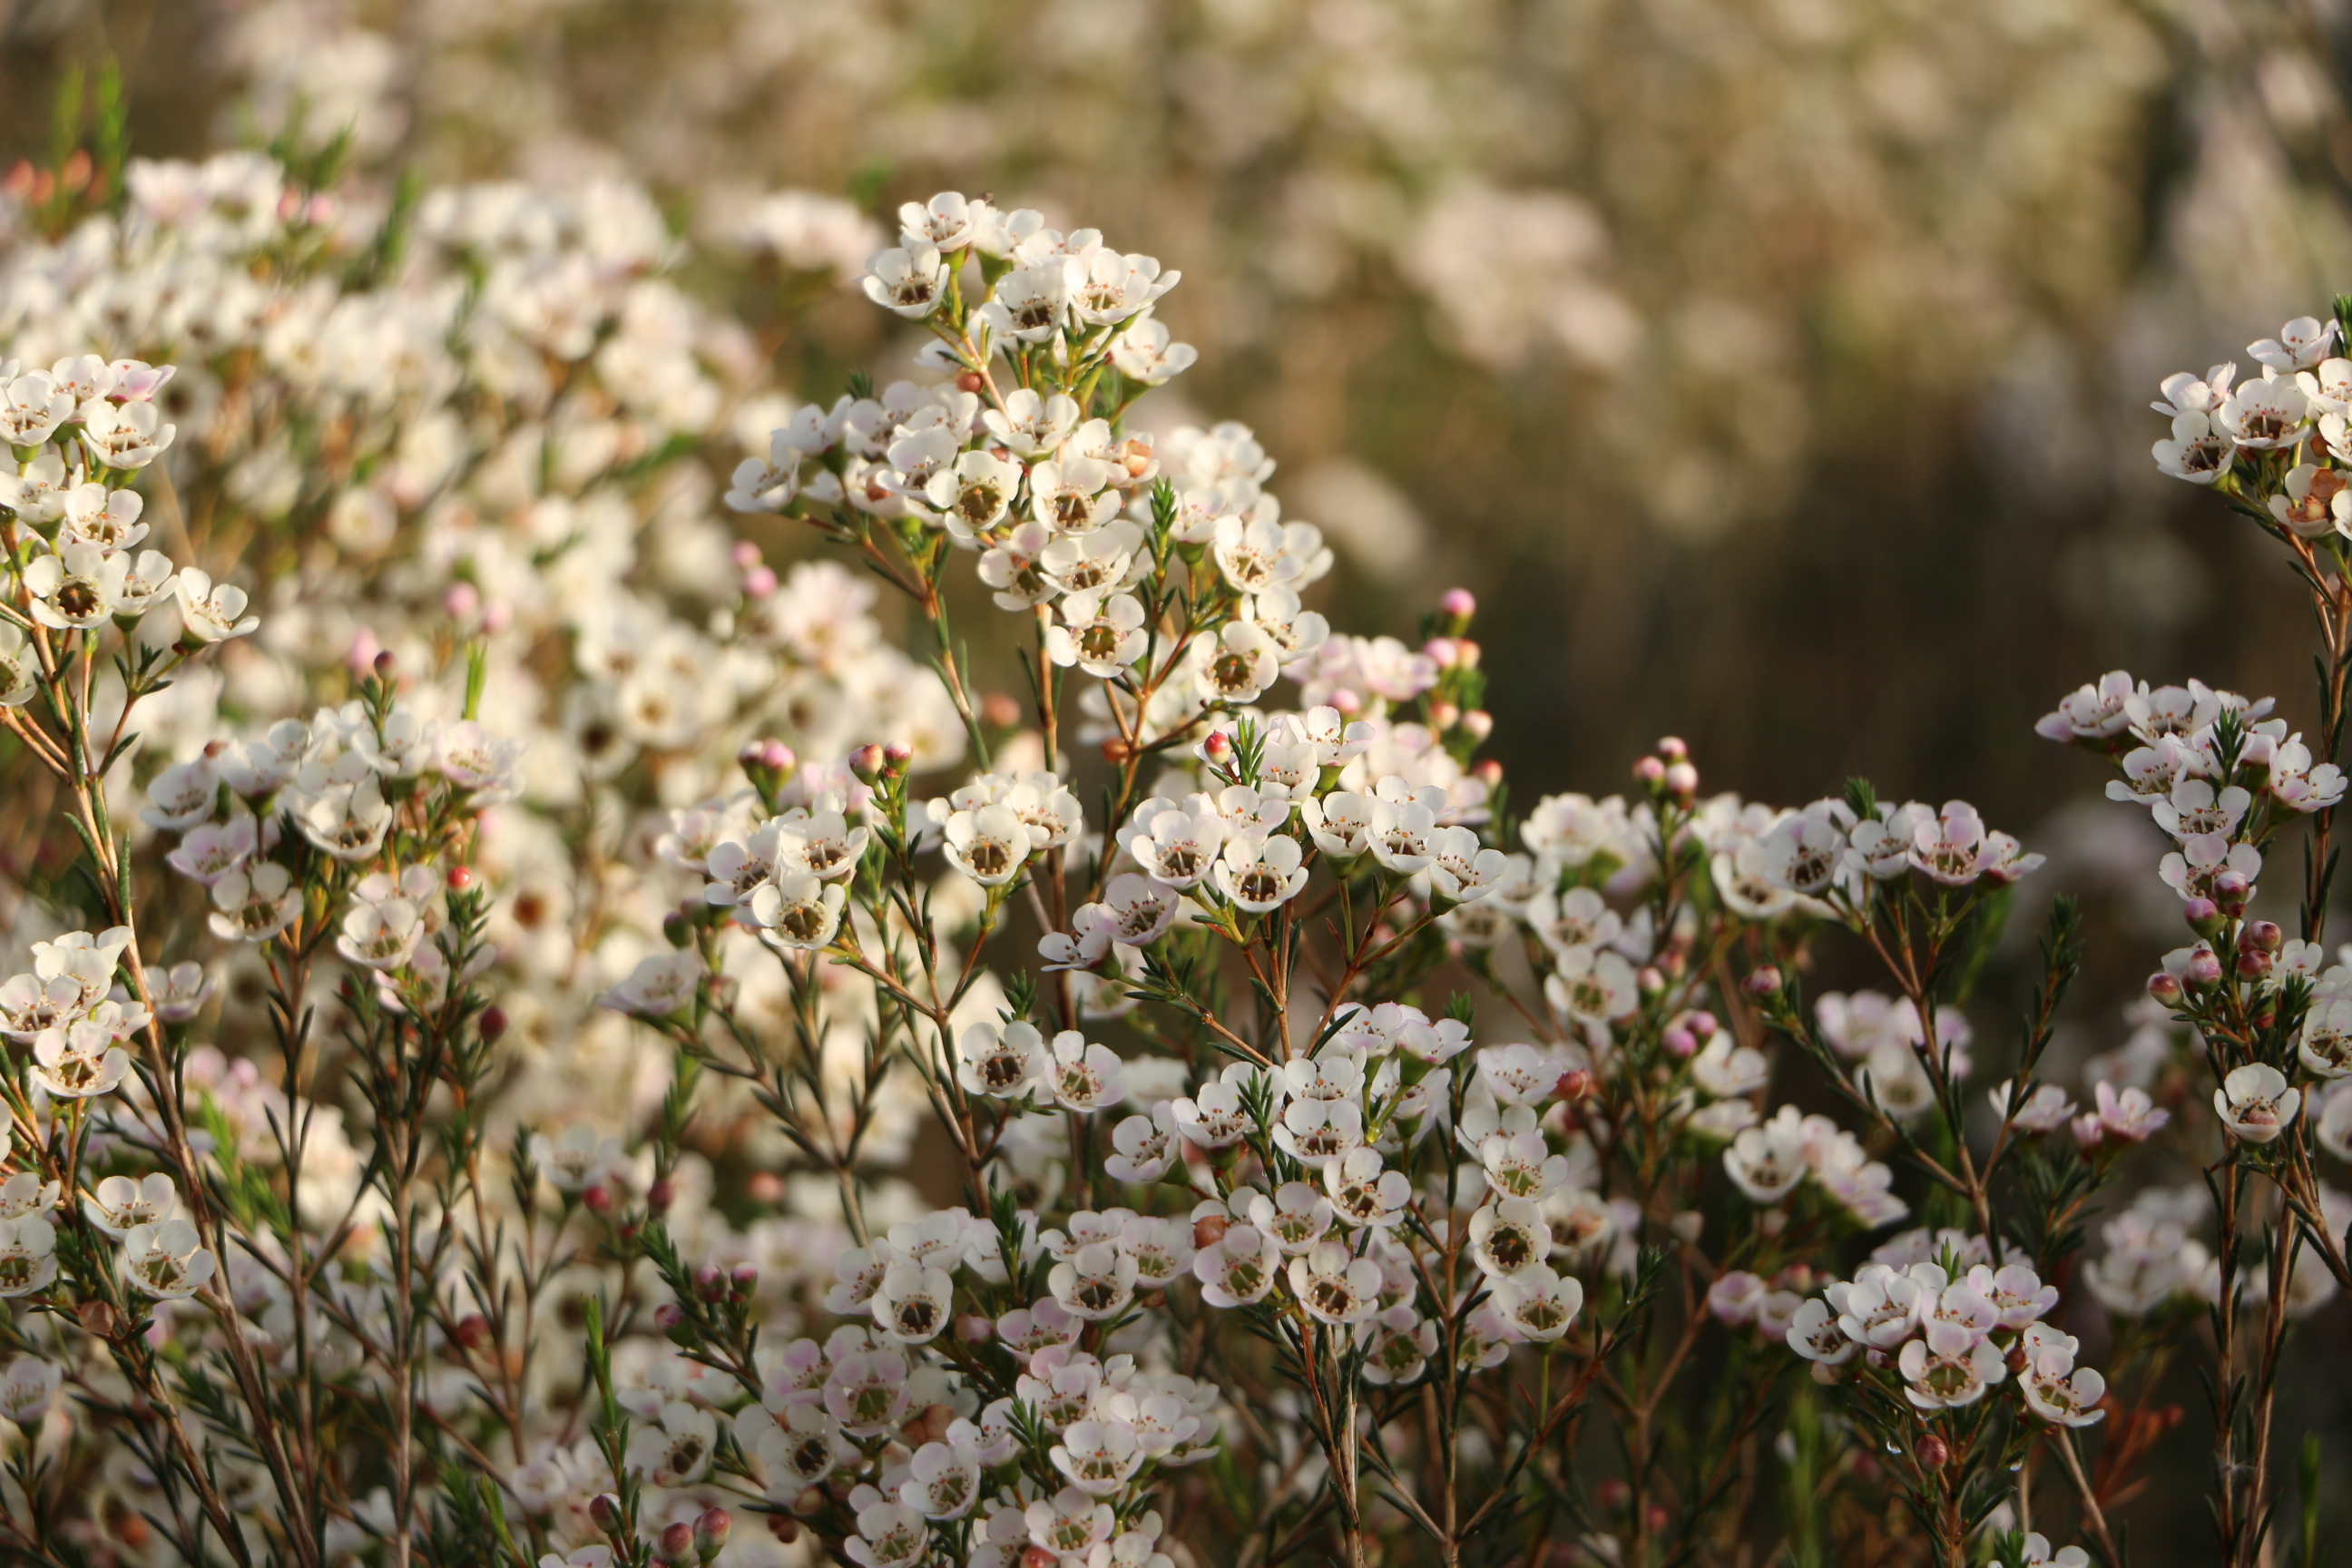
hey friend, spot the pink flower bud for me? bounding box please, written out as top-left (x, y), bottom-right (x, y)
top-left (1428, 700), bottom-right (1461, 730)
top-left (1330, 687), bottom-right (1363, 716)
top-left (2187, 948), bottom-right (2224, 986)
top-left (647, 1178), bottom-right (676, 1217)
top-left (1555, 1068), bottom-right (1595, 1101)
top-left (2244, 919), bottom-right (2284, 953)
top-left (1663, 761), bottom-right (1699, 798)
top-left (1688, 1011), bottom-right (1719, 1037)
top-left (730, 1262), bottom-right (760, 1294)
top-left (652, 1302), bottom-right (684, 1331)
top-left (2184, 897), bottom-right (2222, 936)
top-left (1203, 730), bottom-right (1233, 760)
top-left (1440, 587), bottom-right (1477, 619)
top-left (1916, 1435), bottom-right (1949, 1470)
top-left (1637, 965), bottom-right (1665, 994)
top-left (1656, 736), bottom-right (1689, 760)
top-left (1633, 756), bottom-right (1667, 785)
top-left (883, 740), bottom-right (914, 770)
top-left (2146, 970), bottom-right (2183, 1004)
top-left (695, 1264), bottom-right (728, 1300)
top-left (582, 1184), bottom-right (613, 1216)
top-left (587, 1494), bottom-right (624, 1534)
top-left (1461, 709), bottom-right (1494, 740)
top-left (348, 627), bottom-right (382, 677)
top-left (482, 600), bottom-right (514, 633)
top-left (693, 1508), bottom-right (731, 1561)
top-left (743, 565), bottom-right (779, 598)
top-left (2213, 870), bottom-right (2252, 913)
top-left (848, 743), bottom-right (886, 780)
top-left (2238, 950), bottom-right (2272, 980)
top-left (656, 1520), bottom-right (697, 1564)
top-left (444, 582), bottom-right (481, 620)
top-left (1423, 637), bottom-right (1458, 666)
top-left (1663, 1027), bottom-right (1698, 1058)
top-left (731, 541), bottom-right (762, 570)
top-left (1744, 965), bottom-right (1784, 997)
top-left (1472, 759), bottom-right (1504, 786)
top-left (1454, 639), bottom-right (1481, 670)
top-left (957, 1313), bottom-right (995, 1342)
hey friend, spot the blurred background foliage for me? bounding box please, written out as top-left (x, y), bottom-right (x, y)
top-left (5, 0), bottom-right (2352, 1552)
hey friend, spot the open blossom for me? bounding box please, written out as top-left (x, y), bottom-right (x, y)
top-left (122, 1220), bottom-right (217, 1300)
top-left (2214, 1063), bottom-right (2299, 1144)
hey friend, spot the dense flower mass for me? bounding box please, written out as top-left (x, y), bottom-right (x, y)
top-left (0, 108), bottom-right (2343, 1568)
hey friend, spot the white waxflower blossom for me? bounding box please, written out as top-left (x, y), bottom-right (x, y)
top-left (745, 873), bottom-right (848, 950)
top-left (943, 803), bottom-right (1032, 887)
top-left (1288, 1240), bottom-right (1382, 1325)
top-left (23, 543), bottom-right (129, 630)
top-left (624, 1400), bottom-right (718, 1485)
top-left (32, 1016), bottom-right (132, 1099)
top-left (1045, 1033), bottom-right (1127, 1112)
top-left (208, 862), bottom-right (302, 944)
top-left (1212, 832), bottom-right (1309, 914)
top-left (1490, 1263), bottom-right (1584, 1342)
top-left (0, 1219), bottom-right (56, 1299)
top-left (861, 246), bottom-right (950, 319)
top-left (959, 1020), bottom-right (1049, 1102)
top-left (0, 1358), bottom-right (62, 1426)
top-left (2214, 1063), bottom-right (2300, 1144)
top-left (84, 1173), bottom-right (179, 1240)
top-left (122, 1220), bottom-right (217, 1300)
top-left (1047, 592), bottom-right (1149, 678)
top-left (0, 624), bottom-right (38, 707)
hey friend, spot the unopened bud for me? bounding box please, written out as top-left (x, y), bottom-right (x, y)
top-left (446, 864), bottom-right (475, 891)
top-left (693, 1507), bottom-right (731, 1562)
top-left (1023, 1547), bottom-right (1059, 1568)
top-left (848, 742), bottom-right (887, 780)
top-left (768, 1514), bottom-right (802, 1543)
top-left (1423, 637), bottom-right (1458, 666)
top-left (1428, 700), bottom-right (1461, 730)
top-left (477, 1005), bottom-right (507, 1043)
top-left (981, 691), bottom-right (1023, 729)
top-left (1663, 760), bottom-right (1699, 799)
top-left (1633, 756), bottom-right (1667, 786)
top-left (1916, 1435), bottom-right (1949, 1470)
top-left (883, 740), bottom-right (914, 773)
top-left (1460, 709), bottom-right (1494, 740)
top-left (373, 650), bottom-right (396, 678)
top-left (1471, 758), bottom-right (1504, 786)
top-left (1663, 1027), bottom-right (1698, 1058)
top-left (652, 1302), bottom-right (685, 1331)
top-left (444, 582), bottom-right (481, 620)
top-left (760, 739), bottom-right (795, 771)
top-left (695, 1264), bottom-right (728, 1301)
top-left (957, 1313), bottom-right (995, 1342)
top-left (1440, 587), bottom-right (1477, 620)
top-left (1454, 638), bottom-right (1481, 669)
top-left (1329, 687), bottom-right (1363, 716)
top-left (587, 1494), bottom-right (624, 1534)
top-left (743, 565), bottom-right (779, 599)
top-left (1669, 1210), bottom-right (1704, 1243)
top-left (1744, 965), bottom-right (1784, 997)
top-left (1637, 965), bottom-right (1665, 995)
top-left (2187, 948), bottom-right (2224, 987)
top-left (2244, 919), bottom-right (2284, 954)
top-left (731, 1262), bottom-right (760, 1296)
top-left (582, 1184), bottom-right (613, 1216)
top-left (956, 369), bottom-right (987, 395)
top-left (662, 911), bottom-right (691, 948)
top-left (655, 1520), bottom-right (697, 1563)
top-left (2238, 949), bottom-right (2272, 980)
top-left (2146, 970), bottom-right (2183, 1004)
top-left (647, 1177), bottom-right (676, 1217)
top-left (455, 1313), bottom-right (493, 1349)
top-left (76, 1298), bottom-right (117, 1338)
top-left (1555, 1068), bottom-right (1595, 1102)
top-left (1688, 1010), bottom-right (1719, 1037)
top-left (1192, 1214), bottom-right (1230, 1249)
top-left (2183, 897), bottom-right (2223, 936)
top-left (1656, 736), bottom-right (1689, 760)
top-left (731, 541), bottom-right (762, 570)
top-left (1203, 730), bottom-right (1233, 761)
top-left (2212, 870), bottom-right (2252, 914)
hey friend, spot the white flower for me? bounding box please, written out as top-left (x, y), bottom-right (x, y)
top-left (78, 397), bottom-right (175, 468)
top-left (959, 1020), bottom-right (1048, 1101)
top-left (943, 803), bottom-right (1032, 887)
top-left (23, 542), bottom-right (128, 630)
top-left (82, 1171), bottom-right (176, 1240)
top-left (1467, 1197), bottom-right (1551, 1276)
top-left (1723, 1114), bottom-right (1807, 1203)
top-left (2250, 316), bottom-right (2337, 371)
top-left (0, 1219), bottom-right (55, 1298)
top-left (531, 1126), bottom-right (630, 1193)
top-left (1212, 831), bottom-right (1309, 913)
top-left (2151, 410), bottom-right (2234, 485)
top-left (2214, 1063), bottom-right (2300, 1144)
top-left (901, 1428), bottom-right (984, 1519)
top-left (1426, 825), bottom-right (1507, 903)
top-left (925, 448), bottom-right (1022, 541)
top-left (861, 245), bottom-right (950, 318)
top-left (1051, 1417), bottom-right (1145, 1496)
top-left (1105, 1104), bottom-right (1177, 1182)
top-left (170, 567), bottom-right (261, 642)
top-left (1109, 318), bottom-right (1197, 385)
top-left (1784, 1298), bottom-right (1857, 1364)
top-left (1300, 790), bottom-right (1374, 858)
top-left (1288, 1239), bottom-right (1382, 1325)
top-left (1191, 619), bottom-right (1282, 705)
top-left (602, 950), bottom-right (702, 1016)
top-left (2019, 1337), bottom-right (2108, 1427)
top-left (0, 371), bottom-right (74, 446)
top-left (1066, 246), bottom-right (1179, 326)
top-left (1897, 1319), bottom-right (2006, 1409)
top-left (1193, 1221), bottom-right (1281, 1307)
top-left (1326, 1148), bottom-right (1413, 1229)
top-left (1490, 1263), bottom-right (1584, 1342)
top-left (1101, 873), bottom-right (1181, 945)
top-left (899, 191), bottom-right (976, 252)
top-left (623, 1400), bottom-right (718, 1485)
top-left (1545, 945), bottom-right (1638, 1024)
top-left (745, 872), bottom-right (848, 950)
top-left (1172, 1080), bottom-right (1253, 1149)
top-left (983, 389), bottom-right (1081, 458)
top-left (1046, 591), bottom-right (1149, 678)
top-left (0, 623), bottom-right (37, 708)
top-left (58, 482), bottom-right (148, 551)
top-left (208, 862), bottom-right (301, 943)
top-left (2218, 376), bottom-right (2309, 449)
top-left (1049, 1240), bottom-right (1138, 1319)
top-left (0, 1357), bottom-right (61, 1426)
top-left (336, 897), bottom-right (426, 971)
top-left (32, 1016), bottom-right (132, 1098)
top-left (1045, 1032), bottom-right (1127, 1112)
top-left (871, 1259), bottom-right (956, 1344)
top-left (121, 1219), bottom-right (217, 1300)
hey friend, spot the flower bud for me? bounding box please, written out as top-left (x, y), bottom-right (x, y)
top-left (1023, 1547), bottom-right (1060, 1568)
top-left (1454, 639), bottom-right (1482, 669)
top-left (1668, 1210), bottom-right (1704, 1243)
top-left (768, 1514), bottom-right (802, 1543)
top-left (2184, 897), bottom-right (2223, 937)
top-left (1460, 709), bottom-right (1494, 740)
top-left (2146, 970), bottom-right (2183, 1004)
top-left (662, 910), bottom-right (691, 948)
top-left (693, 1508), bottom-right (731, 1562)
top-left (455, 1313), bottom-right (493, 1349)
top-left (1633, 756), bottom-right (1667, 786)
top-left (647, 1177), bottom-right (676, 1217)
top-left (848, 742), bottom-right (887, 780)
top-left (1637, 965), bottom-right (1665, 995)
top-left (1916, 1435), bottom-right (1949, 1470)
top-left (1428, 700), bottom-right (1461, 730)
top-left (883, 740), bottom-right (914, 772)
top-left (1329, 687), bottom-right (1363, 716)
top-left (587, 1494), bottom-right (624, 1534)
top-left (981, 691), bottom-right (1023, 729)
top-left (444, 582), bottom-right (481, 620)
top-left (2187, 947), bottom-right (2224, 987)
top-left (760, 739), bottom-right (795, 771)
top-left (653, 1302), bottom-right (684, 1331)
top-left (1744, 965), bottom-right (1784, 997)
top-left (1656, 736), bottom-right (1689, 760)
top-left (1471, 758), bottom-right (1504, 786)
top-left (477, 1005), bottom-right (507, 1043)
top-left (731, 541), bottom-right (762, 570)
top-left (1203, 730), bottom-right (1233, 762)
top-left (2237, 949), bottom-right (2272, 980)
top-left (76, 1298), bottom-right (117, 1338)
top-left (1423, 636), bottom-right (1458, 666)
top-left (743, 565), bottom-right (779, 599)
top-left (695, 1264), bottom-right (728, 1301)
top-left (957, 1313), bottom-right (995, 1342)
top-left (2244, 919), bottom-right (2284, 954)
top-left (1440, 587), bottom-right (1477, 620)
top-left (731, 1262), bottom-right (760, 1296)
top-left (1663, 761), bottom-right (1699, 799)
top-left (655, 1520), bottom-right (697, 1563)
top-left (1555, 1068), bottom-right (1595, 1102)
top-left (2212, 870), bottom-right (2252, 915)
top-left (1662, 1027), bottom-right (1698, 1058)
top-left (582, 1184), bottom-right (613, 1216)
top-left (1193, 1214), bottom-right (1230, 1249)
top-left (372, 649), bottom-right (397, 679)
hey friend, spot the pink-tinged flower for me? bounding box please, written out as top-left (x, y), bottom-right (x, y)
top-left (1908, 800), bottom-right (1991, 886)
top-left (1708, 1270), bottom-right (1767, 1325)
top-left (1897, 1318), bottom-right (2007, 1409)
top-left (1785, 1298), bottom-right (1857, 1364)
top-left (2151, 411), bottom-right (2234, 484)
top-left (2093, 1081), bottom-right (2170, 1142)
top-left (2037, 671), bottom-right (2141, 741)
